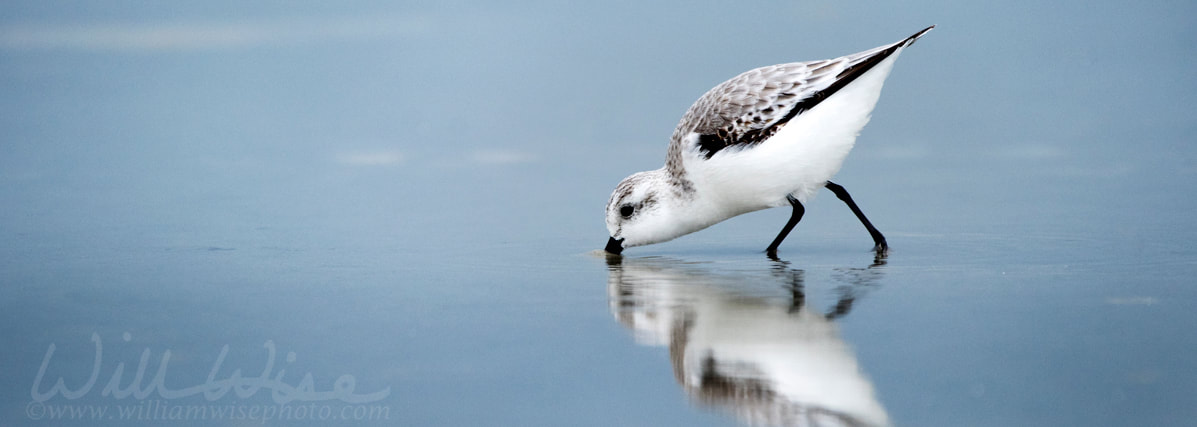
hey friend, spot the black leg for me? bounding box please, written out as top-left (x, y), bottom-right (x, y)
top-left (766, 195), bottom-right (805, 255)
top-left (825, 181), bottom-right (888, 253)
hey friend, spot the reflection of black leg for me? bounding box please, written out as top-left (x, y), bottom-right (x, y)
top-left (787, 273), bottom-right (806, 314)
top-left (766, 195), bottom-right (805, 255)
top-left (825, 296), bottom-right (856, 320)
top-left (767, 250), bottom-right (807, 313)
top-left (871, 251), bottom-right (888, 267)
top-left (825, 181), bottom-right (888, 253)
top-left (788, 286), bottom-right (806, 314)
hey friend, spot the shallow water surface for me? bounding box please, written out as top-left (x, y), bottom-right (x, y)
top-left (2, 1), bottom-right (1196, 426)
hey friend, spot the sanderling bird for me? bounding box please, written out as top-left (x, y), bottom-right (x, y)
top-left (605, 26), bottom-right (933, 256)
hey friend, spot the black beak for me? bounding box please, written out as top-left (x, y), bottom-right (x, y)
top-left (605, 237), bottom-right (624, 255)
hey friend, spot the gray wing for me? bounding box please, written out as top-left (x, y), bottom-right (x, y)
top-left (674, 26), bottom-right (933, 160)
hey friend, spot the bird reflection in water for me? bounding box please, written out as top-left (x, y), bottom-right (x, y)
top-left (606, 253), bottom-right (888, 427)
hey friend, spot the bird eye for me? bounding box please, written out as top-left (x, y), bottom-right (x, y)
top-left (619, 204), bottom-right (635, 218)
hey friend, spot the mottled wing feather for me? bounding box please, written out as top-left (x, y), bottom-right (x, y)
top-left (689, 60), bottom-right (844, 158)
top-left (678, 27), bottom-right (932, 160)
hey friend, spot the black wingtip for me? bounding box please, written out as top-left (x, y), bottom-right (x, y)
top-left (904, 25), bottom-right (935, 47)
top-left (773, 27), bottom-right (929, 130)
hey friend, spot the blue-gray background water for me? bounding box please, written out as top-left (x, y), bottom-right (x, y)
top-left (2, 1), bottom-right (1195, 426)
